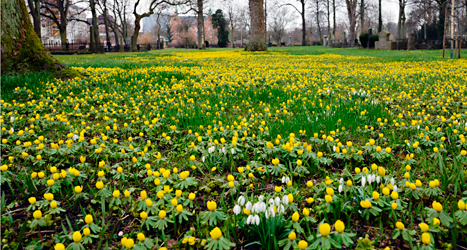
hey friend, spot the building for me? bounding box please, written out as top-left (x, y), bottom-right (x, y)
top-left (87, 13), bottom-right (116, 44)
top-left (167, 10), bottom-right (218, 48)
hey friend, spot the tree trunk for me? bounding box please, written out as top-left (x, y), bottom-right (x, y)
top-left (316, 0), bottom-right (322, 43)
top-left (132, 16), bottom-right (142, 52)
top-left (90, 0), bottom-right (102, 52)
top-left (197, 0), bottom-right (204, 49)
top-left (345, 0), bottom-right (358, 45)
top-left (333, 0), bottom-right (336, 39)
top-left (378, 0), bottom-right (382, 32)
top-left (327, 0), bottom-right (330, 45)
top-left (301, 0), bottom-right (306, 46)
top-left (27, 0), bottom-right (41, 39)
top-left (360, 0), bottom-right (364, 34)
top-left (1, 0), bottom-right (77, 76)
top-left (245, 0), bottom-right (267, 51)
top-left (103, 1), bottom-right (111, 46)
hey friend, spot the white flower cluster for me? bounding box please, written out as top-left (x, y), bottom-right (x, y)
top-left (232, 194), bottom-right (290, 226)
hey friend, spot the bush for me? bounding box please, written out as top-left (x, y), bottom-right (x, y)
top-left (312, 41), bottom-right (322, 46)
top-left (359, 33), bottom-right (379, 48)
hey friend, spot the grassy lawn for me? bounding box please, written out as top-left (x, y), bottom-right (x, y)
top-left (1, 46), bottom-right (467, 250)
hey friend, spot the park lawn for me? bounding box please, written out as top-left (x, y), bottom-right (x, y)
top-left (1, 46), bottom-right (467, 250)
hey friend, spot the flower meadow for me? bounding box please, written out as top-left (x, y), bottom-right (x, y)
top-left (1, 48), bottom-right (467, 249)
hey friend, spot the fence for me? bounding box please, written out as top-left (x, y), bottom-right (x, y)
top-left (43, 42), bottom-right (162, 53)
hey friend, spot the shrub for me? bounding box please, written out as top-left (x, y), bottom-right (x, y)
top-left (360, 33), bottom-right (379, 48)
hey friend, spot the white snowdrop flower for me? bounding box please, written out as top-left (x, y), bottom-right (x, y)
top-left (222, 147), bottom-right (226, 154)
top-left (362, 176), bottom-right (366, 187)
top-left (417, 125), bottom-right (420, 130)
top-left (340, 178), bottom-right (344, 184)
top-left (268, 206), bottom-right (276, 218)
top-left (247, 215), bottom-right (253, 224)
top-left (10, 116), bottom-right (15, 122)
top-left (265, 210), bottom-right (269, 219)
top-left (208, 146), bottom-right (215, 154)
top-left (338, 185), bottom-right (343, 193)
top-left (233, 205), bottom-right (241, 215)
top-left (390, 178), bottom-right (395, 186)
top-left (371, 174), bottom-right (376, 183)
top-left (285, 177), bottom-right (290, 183)
top-left (258, 195), bottom-right (264, 202)
top-left (268, 198), bottom-right (275, 206)
top-left (275, 197), bottom-right (281, 207)
top-left (367, 175), bottom-right (372, 185)
top-left (254, 214), bottom-right (260, 225)
top-left (393, 185), bottom-right (398, 192)
top-left (231, 148), bottom-right (235, 154)
top-left (245, 201), bottom-right (252, 211)
top-left (282, 195), bottom-right (289, 205)
top-left (278, 205), bottom-right (285, 214)
top-left (333, 145), bottom-right (336, 152)
top-left (72, 134), bottom-right (79, 141)
top-left (218, 149), bottom-right (222, 154)
top-left (10, 128), bottom-right (14, 133)
top-left (281, 176), bottom-right (286, 183)
top-left (376, 176), bottom-right (381, 184)
top-left (118, 231), bottom-right (124, 236)
top-left (201, 156), bottom-right (205, 162)
top-left (327, 89), bottom-right (330, 93)
top-left (237, 196), bottom-right (245, 206)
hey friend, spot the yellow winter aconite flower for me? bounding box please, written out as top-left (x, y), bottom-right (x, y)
top-left (306, 180), bottom-right (313, 187)
top-left (419, 222), bottom-right (429, 232)
top-left (158, 210), bottom-right (166, 219)
top-left (458, 200), bottom-right (466, 210)
top-left (207, 201), bottom-right (217, 211)
top-left (422, 232), bottom-right (431, 244)
top-left (275, 186), bottom-right (282, 192)
top-left (271, 158), bottom-right (279, 165)
top-left (291, 212), bottom-right (299, 222)
top-left (140, 211), bottom-right (148, 220)
top-left (137, 233), bottom-right (145, 241)
top-left (83, 228), bottom-right (90, 236)
top-left (335, 220), bottom-right (345, 233)
top-left (360, 200), bottom-right (371, 208)
top-left (319, 223), bottom-right (331, 236)
top-left (176, 204), bottom-right (183, 213)
top-left (396, 222), bottom-right (405, 230)
top-left (298, 240), bottom-right (308, 250)
top-left (72, 231), bottom-right (82, 242)
top-left (433, 201), bottom-right (443, 212)
top-left (112, 190), bottom-right (120, 198)
top-left (54, 243), bottom-right (65, 250)
top-left (29, 197), bottom-right (36, 204)
top-left (391, 191), bottom-right (399, 200)
top-left (44, 193), bottom-right (54, 201)
top-left (85, 214), bottom-right (93, 224)
top-left (372, 191), bottom-right (380, 200)
top-left (50, 200), bottom-right (57, 209)
top-left (325, 195), bottom-right (333, 203)
top-left (391, 203), bottom-right (398, 210)
top-left (146, 199), bottom-right (153, 207)
top-left (188, 193), bottom-right (196, 200)
top-left (96, 181), bottom-right (104, 190)
top-left (326, 187), bottom-right (334, 196)
top-left (288, 231), bottom-right (296, 240)
top-left (33, 210), bottom-right (42, 219)
top-left (210, 227), bottom-right (222, 239)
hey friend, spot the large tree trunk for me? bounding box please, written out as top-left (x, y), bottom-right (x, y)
top-left (333, 0), bottom-right (336, 39)
top-left (27, 0), bottom-right (41, 39)
top-left (245, 0), bottom-right (267, 51)
top-left (197, 0), bottom-right (204, 49)
top-left (316, 0), bottom-right (322, 43)
top-left (360, 0), bottom-right (364, 34)
top-left (345, 0), bottom-right (358, 45)
top-left (90, 0), bottom-right (102, 52)
top-left (301, 0), bottom-right (306, 46)
top-left (131, 16), bottom-right (143, 52)
top-left (1, 0), bottom-right (77, 77)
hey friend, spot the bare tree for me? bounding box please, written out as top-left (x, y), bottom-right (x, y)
top-left (315, 0), bottom-right (322, 42)
top-left (270, 4), bottom-right (293, 44)
top-left (26, 0), bottom-right (41, 39)
top-left (40, 0), bottom-right (72, 49)
top-left (282, 0), bottom-right (308, 45)
top-left (246, 0), bottom-right (267, 50)
top-left (238, 5), bottom-right (250, 47)
top-left (345, 0), bottom-right (358, 45)
top-left (226, 3), bottom-right (239, 47)
top-left (397, 0), bottom-right (407, 39)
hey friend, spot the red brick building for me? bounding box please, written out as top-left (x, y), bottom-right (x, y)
top-left (168, 12), bottom-right (218, 48)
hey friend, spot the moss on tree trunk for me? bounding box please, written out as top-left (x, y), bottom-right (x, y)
top-left (1, 0), bottom-right (80, 78)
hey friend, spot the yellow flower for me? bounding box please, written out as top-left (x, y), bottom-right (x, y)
top-left (346, 180), bottom-right (353, 186)
top-left (372, 191), bottom-right (380, 200)
top-left (50, 201), bottom-right (57, 209)
top-left (112, 190), bottom-right (120, 198)
top-left (157, 191), bottom-right (164, 199)
top-left (47, 179), bottom-right (54, 187)
top-left (391, 191), bottom-right (399, 200)
top-left (124, 238), bottom-right (134, 249)
top-left (419, 222), bottom-right (429, 232)
top-left (190, 155), bottom-right (196, 161)
top-left (422, 232), bottom-right (431, 244)
top-left (355, 167), bottom-right (361, 174)
top-left (140, 190), bottom-right (147, 200)
top-left (176, 204), bottom-right (183, 213)
top-left (96, 181), bottom-right (104, 190)
top-left (33, 210), bottom-right (42, 219)
top-left (360, 200), bottom-right (371, 208)
top-left (298, 240), bottom-right (308, 250)
top-left (317, 152), bottom-right (323, 158)
top-left (288, 193), bottom-right (294, 203)
top-left (207, 201), bottom-right (217, 211)
top-left (292, 212), bottom-right (300, 222)
top-left (458, 200), bottom-right (466, 210)
top-left (29, 197), bottom-right (36, 204)
top-left (210, 227), bottom-right (222, 240)
top-left (72, 231), bottom-right (82, 242)
top-left (54, 243), bottom-right (65, 250)
top-left (326, 187), bottom-right (334, 196)
top-left (229, 181), bottom-right (235, 188)
top-left (137, 233), bottom-right (145, 241)
top-left (140, 211), bottom-right (148, 220)
top-left (378, 167), bottom-right (386, 176)
top-left (396, 222), bottom-right (405, 230)
top-left (385, 147), bottom-right (391, 153)
top-left (146, 199), bottom-right (153, 207)
top-left (158, 210), bottom-right (166, 219)
top-left (83, 228), bottom-right (91, 236)
top-left (432, 218), bottom-right (440, 225)
top-left (275, 186), bottom-right (282, 192)
top-left (319, 223), bottom-right (331, 236)
top-left (335, 220), bottom-right (345, 233)
top-left (306, 197), bottom-right (314, 204)
top-left (171, 198), bottom-right (178, 206)
top-left (306, 180), bottom-right (313, 187)
top-left (85, 214), bottom-right (93, 224)
top-left (272, 158), bottom-right (280, 165)
top-left (124, 190), bottom-right (131, 197)
top-left (303, 207), bottom-right (310, 217)
top-left (44, 193), bottom-right (54, 201)
top-left (325, 195), bottom-right (333, 203)
top-left (179, 171), bottom-right (190, 180)
top-left (391, 202), bottom-right (398, 210)
top-left (432, 201), bottom-right (443, 212)
top-left (288, 231), bottom-right (296, 240)
top-left (383, 188), bottom-right (390, 196)
top-left (189, 193), bottom-right (196, 200)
